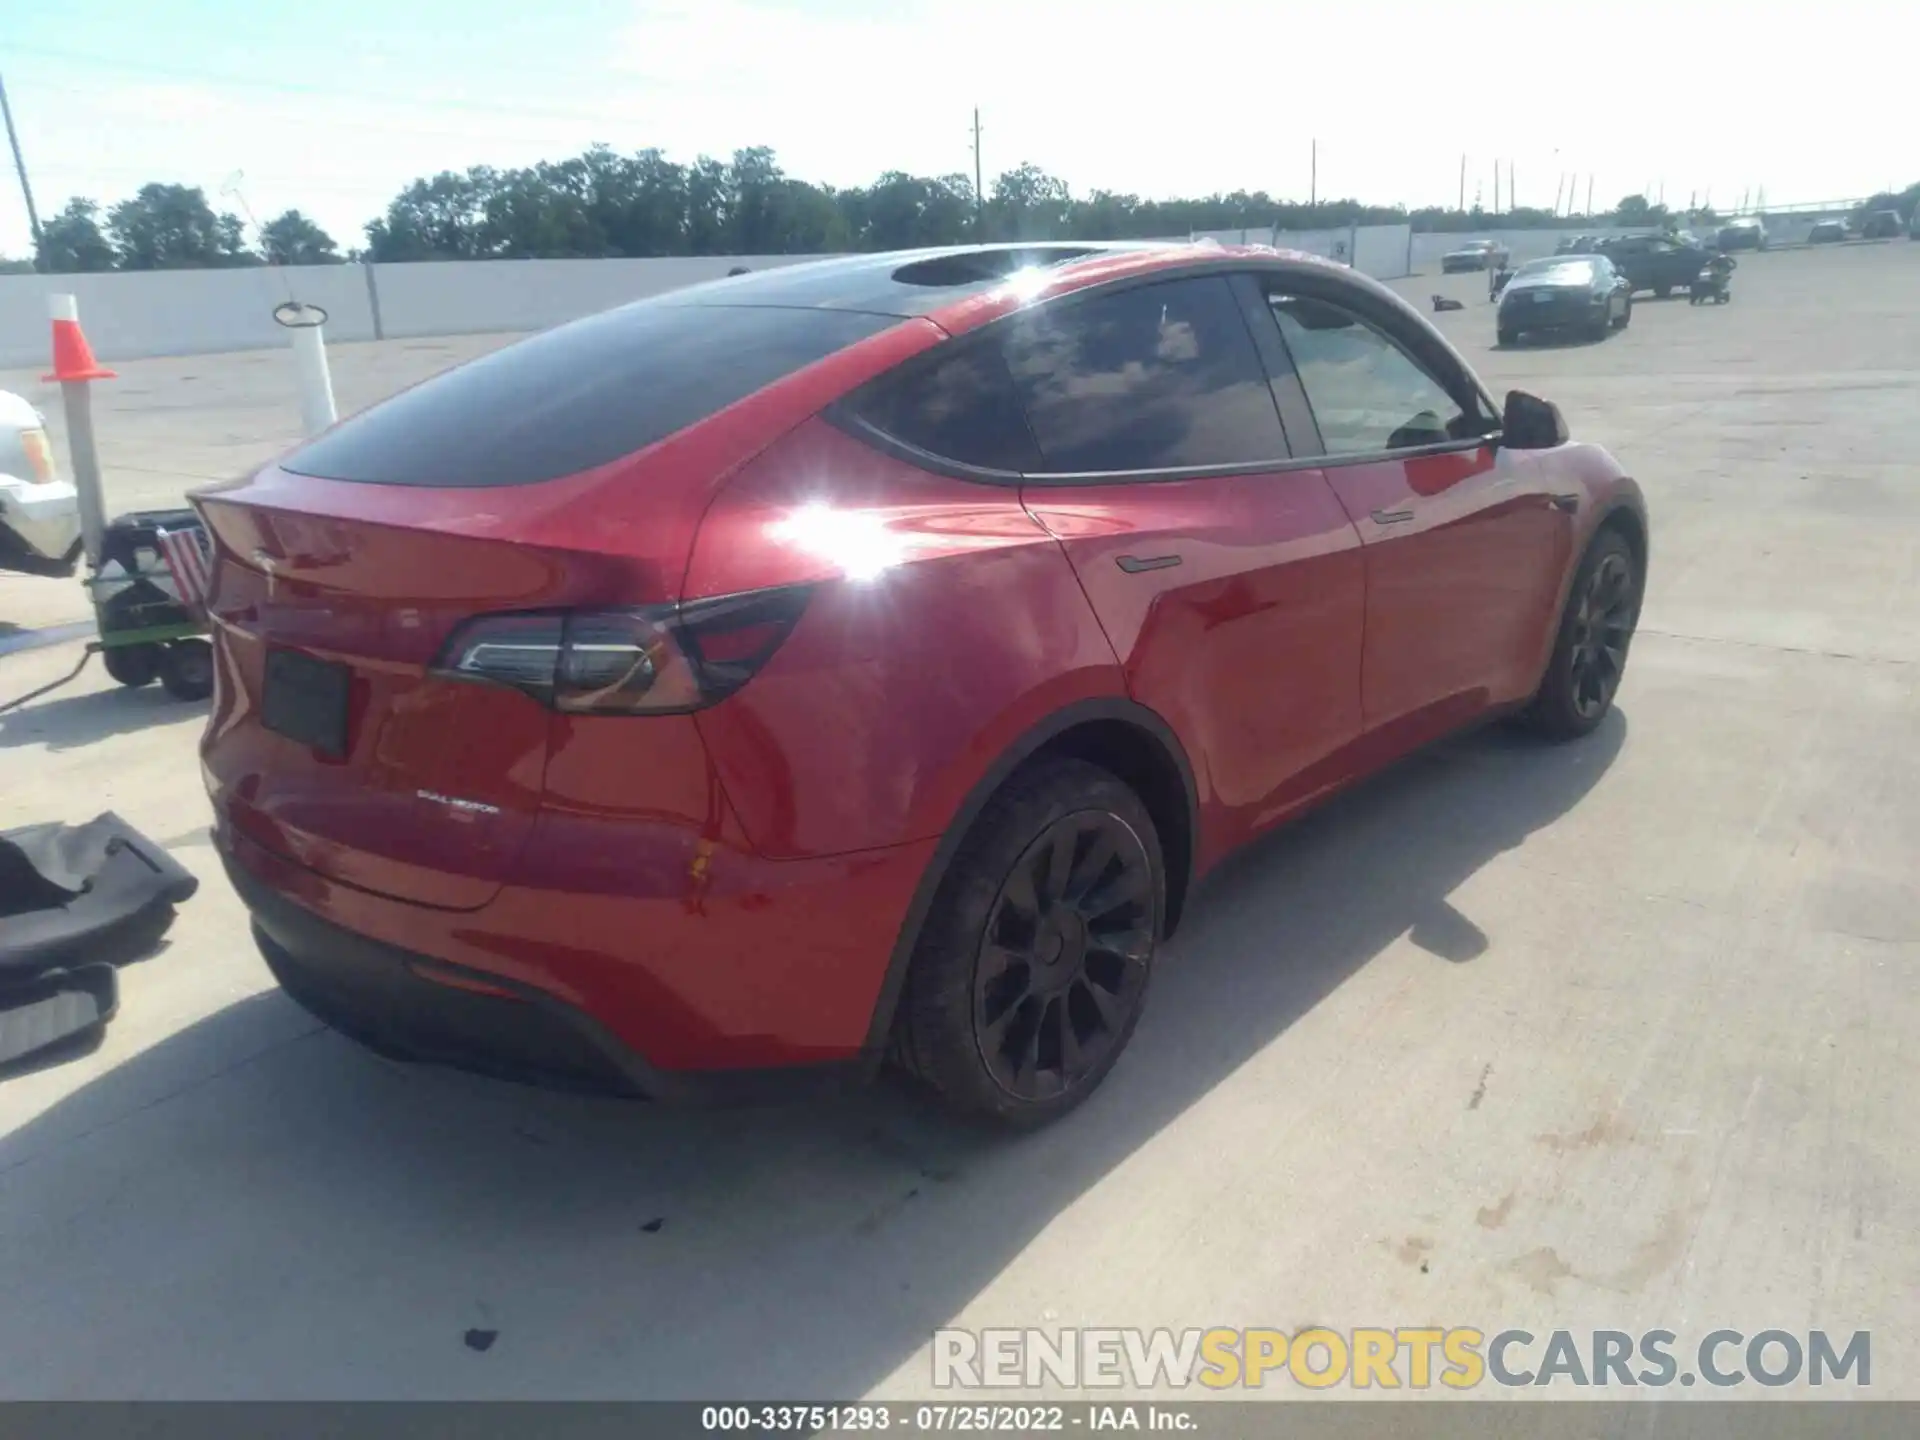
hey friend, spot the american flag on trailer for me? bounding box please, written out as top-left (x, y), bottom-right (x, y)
top-left (156, 524), bottom-right (214, 618)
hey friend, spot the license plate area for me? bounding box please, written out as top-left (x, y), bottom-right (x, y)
top-left (1533, 291), bottom-right (1556, 303)
top-left (261, 648), bottom-right (350, 758)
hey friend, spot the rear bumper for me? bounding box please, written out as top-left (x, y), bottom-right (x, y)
top-left (1499, 296), bottom-right (1607, 329)
top-left (219, 817), bottom-right (936, 1102)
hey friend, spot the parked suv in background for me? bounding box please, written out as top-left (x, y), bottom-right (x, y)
top-left (1716, 218), bottom-right (1767, 251)
top-left (1808, 219), bottom-right (1848, 244)
top-left (198, 243), bottom-right (1648, 1126)
top-left (1859, 210), bottom-right (1903, 240)
top-left (1555, 234), bottom-right (1604, 256)
top-left (1595, 232), bottom-right (1714, 296)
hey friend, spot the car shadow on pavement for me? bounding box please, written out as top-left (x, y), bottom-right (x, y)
top-left (0, 683), bottom-right (207, 751)
top-left (0, 710), bottom-right (1625, 1399)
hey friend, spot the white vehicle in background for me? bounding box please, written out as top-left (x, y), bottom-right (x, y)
top-left (0, 389), bottom-right (82, 579)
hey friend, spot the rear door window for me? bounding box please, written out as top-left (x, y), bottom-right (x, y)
top-left (999, 276), bottom-right (1289, 475)
top-left (284, 303), bottom-right (894, 487)
top-left (845, 343), bottom-right (1043, 473)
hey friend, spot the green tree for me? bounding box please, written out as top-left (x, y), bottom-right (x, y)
top-left (107, 183), bottom-right (253, 269)
top-left (34, 198), bottom-right (117, 272)
top-left (364, 169), bottom-right (500, 261)
top-left (259, 209), bottom-right (341, 264)
top-left (1614, 193), bottom-right (1666, 228)
top-left (987, 163), bottom-right (1072, 240)
top-left (684, 156), bottom-right (733, 254)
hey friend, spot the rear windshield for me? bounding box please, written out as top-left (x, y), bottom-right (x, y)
top-left (284, 303), bottom-right (895, 487)
top-left (1517, 259), bottom-right (1598, 281)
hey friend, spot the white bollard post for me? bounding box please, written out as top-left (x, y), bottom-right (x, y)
top-left (274, 301), bottom-right (338, 436)
top-left (43, 293), bottom-right (117, 570)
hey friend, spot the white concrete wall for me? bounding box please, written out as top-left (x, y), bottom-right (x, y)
top-left (1351, 224), bottom-right (1414, 280)
top-left (1193, 223), bottom-right (1414, 281)
top-left (0, 265), bottom-right (378, 367)
top-left (0, 255), bottom-right (829, 368)
top-left (1408, 226), bottom-right (1632, 272)
top-left (367, 254), bottom-right (825, 340)
top-left (7, 232), bottom-right (1470, 369)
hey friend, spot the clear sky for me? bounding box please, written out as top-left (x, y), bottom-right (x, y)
top-left (0, 0), bottom-right (1910, 259)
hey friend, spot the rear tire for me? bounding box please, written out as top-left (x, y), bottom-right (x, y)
top-left (157, 638), bottom-right (214, 702)
top-left (1654, 284), bottom-right (1672, 299)
top-left (1522, 529), bottom-right (1641, 742)
top-left (893, 757), bottom-right (1164, 1128)
top-left (1498, 327), bottom-right (1519, 347)
top-left (102, 643), bottom-right (160, 688)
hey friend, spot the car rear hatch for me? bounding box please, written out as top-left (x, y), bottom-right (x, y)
top-left (196, 297), bottom-right (910, 911)
top-left (198, 470), bottom-right (679, 911)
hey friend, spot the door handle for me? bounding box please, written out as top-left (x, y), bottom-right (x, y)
top-left (1549, 492), bottom-right (1580, 513)
top-left (1370, 508), bottom-right (1415, 525)
top-left (1115, 554), bottom-right (1182, 574)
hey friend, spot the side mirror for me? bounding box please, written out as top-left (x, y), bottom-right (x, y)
top-left (1502, 390), bottom-right (1569, 450)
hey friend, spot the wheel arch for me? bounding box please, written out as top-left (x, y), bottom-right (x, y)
top-left (1593, 497), bottom-right (1648, 584)
top-left (859, 696), bottom-right (1199, 1064)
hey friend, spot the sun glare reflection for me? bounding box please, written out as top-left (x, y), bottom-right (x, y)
top-left (999, 266), bottom-right (1053, 303)
top-left (766, 502), bottom-right (910, 582)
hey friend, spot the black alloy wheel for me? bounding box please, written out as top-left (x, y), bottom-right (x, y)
top-left (1566, 547), bottom-right (1636, 722)
top-left (892, 756), bottom-right (1165, 1125)
top-left (972, 810), bottom-right (1155, 1103)
top-left (1523, 528), bottom-right (1641, 741)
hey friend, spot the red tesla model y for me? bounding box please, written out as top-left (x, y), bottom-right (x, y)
top-left (196, 242), bottom-right (1647, 1125)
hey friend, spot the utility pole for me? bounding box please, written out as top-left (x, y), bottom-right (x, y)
top-left (1553, 173), bottom-right (1566, 215)
top-left (1509, 162), bottom-right (1516, 212)
top-left (0, 69), bottom-right (43, 251)
top-left (1586, 175), bottom-right (1593, 215)
top-left (1459, 153), bottom-right (1466, 213)
top-left (970, 108), bottom-right (985, 241)
top-left (1310, 138), bottom-right (1317, 207)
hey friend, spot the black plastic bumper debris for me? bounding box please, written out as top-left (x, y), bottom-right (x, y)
top-left (0, 812), bottom-right (197, 1067)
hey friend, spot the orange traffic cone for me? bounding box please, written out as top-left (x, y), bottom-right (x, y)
top-left (42, 293), bottom-right (116, 382)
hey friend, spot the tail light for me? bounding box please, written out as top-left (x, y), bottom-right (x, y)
top-left (433, 584), bottom-right (812, 716)
top-left (20, 427), bottom-right (56, 484)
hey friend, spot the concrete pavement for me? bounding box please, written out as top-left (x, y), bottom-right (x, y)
top-left (1, 241), bottom-right (1916, 1400)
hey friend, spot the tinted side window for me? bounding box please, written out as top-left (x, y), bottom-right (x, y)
top-left (849, 344), bottom-right (1042, 472)
top-left (1267, 295), bottom-right (1474, 457)
top-left (285, 303), bottom-right (893, 488)
top-left (1001, 276), bottom-right (1288, 474)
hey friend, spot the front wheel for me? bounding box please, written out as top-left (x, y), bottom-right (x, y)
top-left (1523, 529), bottom-right (1641, 741)
top-left (892, 757), bottom-right (1163, 1127)
top-left (1498, 327), bottom-right (1519, 347)
top-left (157, 638), bottom-right (214, 702)
top-left (1653, 284), bottom-right (1672, 299)
top-left (1612, 297), bottom-right (1632, 329)
top-left (102, 643), bottom-right (160, 688)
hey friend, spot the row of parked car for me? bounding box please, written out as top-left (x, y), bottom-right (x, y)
top-left (1446, 208), bottom-right (1916, 283)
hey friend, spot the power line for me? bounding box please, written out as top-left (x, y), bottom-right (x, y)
top-left (0, 69), bottom-right (41, 244)
top-left (0, 41), bottom-right (646, 129)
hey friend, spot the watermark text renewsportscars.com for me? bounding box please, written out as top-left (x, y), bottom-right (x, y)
top-left (933, 1327), bottom-right (1871, 1390)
